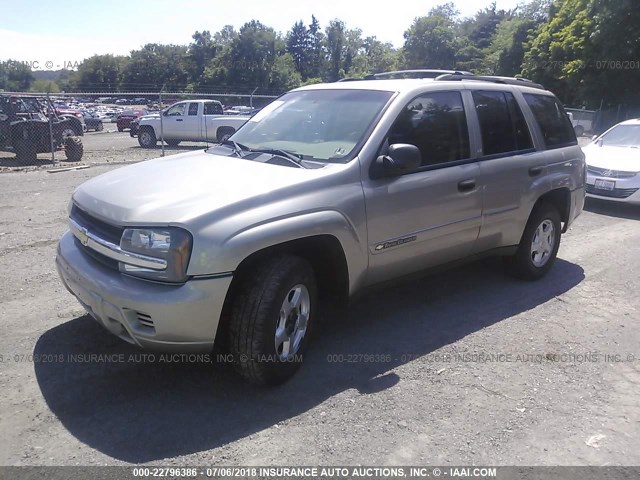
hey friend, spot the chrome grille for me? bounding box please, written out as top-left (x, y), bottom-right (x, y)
top-left (70, 205), bottom-right (123, 271)
top-left (587, 166), bottom-right (637, 179)
top-left (70, 205), bottom-right (124, 245)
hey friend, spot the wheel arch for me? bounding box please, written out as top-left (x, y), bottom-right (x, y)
top-left (533, 187), bottom-right (571, 232)
top-left (213, 233), bottom-right (353, 353)
top-left (216, 126), bottom-right (235, 142)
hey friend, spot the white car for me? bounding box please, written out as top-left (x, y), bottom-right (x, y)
top-left (584, 118), bottom-right (640, 204)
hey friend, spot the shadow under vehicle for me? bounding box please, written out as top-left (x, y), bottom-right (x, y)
top-left (0, 94), bottom-right (84, 163)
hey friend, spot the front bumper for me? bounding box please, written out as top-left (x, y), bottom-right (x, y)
top-left (586, 173), bottom-right (640, 204)
top-left (56, 231), bottom-right (232, 353)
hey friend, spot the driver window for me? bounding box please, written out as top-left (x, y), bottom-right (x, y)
top-left (166, 103), bottom-right (186, 116)
top-left (388, 91), bottom-right (470, 166)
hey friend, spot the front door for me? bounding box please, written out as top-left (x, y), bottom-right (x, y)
top-left (362, 90), bottom-right (482, 286)
top-left (162, 102), bottom-right (188, 140)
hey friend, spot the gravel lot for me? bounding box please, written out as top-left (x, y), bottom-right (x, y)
top-left (0, 130), bottom-right (212, 172)
top-left (1, 136), bottom-right (639, 467)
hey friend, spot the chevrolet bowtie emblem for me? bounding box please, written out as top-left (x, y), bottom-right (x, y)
top-left (78, 227), bottom-right (90, 246)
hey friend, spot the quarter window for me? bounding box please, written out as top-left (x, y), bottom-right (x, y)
top-left (204, 102), bottom-right (223, 115)
top-left (188, 103), bottom-right (199, 116)
top-left (523, 94), bottom-right (577, 148)
top-left (473, 91), bottom-right (533, 156)
top-left (388, 91), bottom-right (470, 166)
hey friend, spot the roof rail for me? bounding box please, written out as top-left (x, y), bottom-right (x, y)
top-left (336, 69), bottom-right (473, 82)
top-left (365, 69), bottom-right (473, 80)
top-left (435, 74), bottom-right (545, 90)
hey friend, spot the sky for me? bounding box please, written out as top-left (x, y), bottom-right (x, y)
top-left (0, 0), bottom-right (524, 70)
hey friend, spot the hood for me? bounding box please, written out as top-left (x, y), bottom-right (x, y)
top-left (583, 144), bottom-right (640, 172)
top-left (72, 150), bottom-right (333, 225)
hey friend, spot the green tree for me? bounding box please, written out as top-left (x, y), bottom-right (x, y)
top-left (306, 15), bottom-right (326, 79)
top-left (75, 54), bottom-right (127, 91)
top-left (325, 19), bottom-right (346, 81)
top-left (402, 4), bottom-right (460, 69)
top-left (362, 37), bottom-right (399, 74)
top-left (29, 79), bottom-right (61, 93)
top-left (213, 25), bottom-right (237, 47)
top-left (460, 2), bottom-right (508, 50)
top-left (121, 45), bottom-right (189, 90)
top-left (0, 60), bottom-right (34, 91)
top-left (286, 20), bottom-right (310, 78)
top-left (522, 0), bottom-right (594, 104)
top-left (270, 53), bottom-right (302, 91)
top-left (581, 0), bottom-right (640, 107)
top-left (188, 31), bottom-right (217, 81)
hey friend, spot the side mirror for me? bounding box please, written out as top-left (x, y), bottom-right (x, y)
top-left (375, 144), bottom-right (421, 177)
top-left (162, 110), bottom-right (169, 116)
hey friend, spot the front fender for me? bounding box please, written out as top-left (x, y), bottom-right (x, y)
top-left (188, 210), bottom-right (368, 295)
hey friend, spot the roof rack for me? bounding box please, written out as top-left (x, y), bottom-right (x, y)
top-left (435, 74), bottom-right (545, 90)
top-left (336, 69), bottom-right (473, 82)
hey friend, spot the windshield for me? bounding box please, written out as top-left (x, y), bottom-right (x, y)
top-left (228, 89), bottom-right (393, 162)
top-left (600, 124), bottom-right (640, 148)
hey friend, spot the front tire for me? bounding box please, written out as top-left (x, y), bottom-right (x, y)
top-left (574, 125), bottom-right (584, 137)
top-left (505, 202), bottom-right (561, 280)
top-left (138, 127), bottom-right (157, 148)
top-left (228, 255), bottom-right (317, 385)
top-left (165, 139), bottom-right (181, 146)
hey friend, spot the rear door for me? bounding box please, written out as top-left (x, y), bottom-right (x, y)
top-left (469, 89), bottom-right (542, 252)
top-left (183, 102), bottom-right (201, 141)
top-left (361, 90), bottom-right (483, 285)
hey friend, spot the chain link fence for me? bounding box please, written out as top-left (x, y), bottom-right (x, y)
top-left (0, 91), bottom-right (278, 171)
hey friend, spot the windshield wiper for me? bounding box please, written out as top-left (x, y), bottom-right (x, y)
top-left (248, 147), bottom-right (307, 168)
top-left (220, 139), bottom-right (250, 157)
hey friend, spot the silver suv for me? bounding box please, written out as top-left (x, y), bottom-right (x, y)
top-left (56, 72), bottom-right (585, 384)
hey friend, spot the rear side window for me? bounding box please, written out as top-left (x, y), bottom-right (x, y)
top-left (204, 102), bottom-right (223, 115)
top-left (188, 103), bottom-right (199, 116)
top-left (523, 94), bottom-right (577, 148)
top-left (472, 90), bottom-right (533, 156)
top-left (388, 91), bottom-right (470, 166)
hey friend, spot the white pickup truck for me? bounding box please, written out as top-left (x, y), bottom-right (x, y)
top-left (135, 100), bottom-right (250, 148)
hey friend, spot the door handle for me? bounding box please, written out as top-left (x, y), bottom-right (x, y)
top-left (529, 166), bottom-right (543, 176)
top-left (458, 179), bottom-right (476, 192)
top-left (176, 119), bottom-right (183, 122)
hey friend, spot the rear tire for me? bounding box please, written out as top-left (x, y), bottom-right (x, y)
top-left (228, 255), bottom-right (317, 385)
top-left (96, 122), bottom-right (104, 132)
top-left (64, 137), bottom-right (84, 162)
top-left (505, 202), bottom-right (561, 281)
top-left (217, 127), bottom-right (235, 143)
top-left (138, 127), bottom-right (157, 148)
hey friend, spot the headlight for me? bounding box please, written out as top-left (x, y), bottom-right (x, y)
top-left (119, 227), bottom-right (192, 283)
